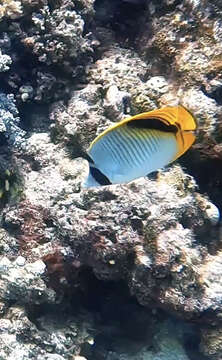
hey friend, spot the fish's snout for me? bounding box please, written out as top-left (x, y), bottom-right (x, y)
top-left (82, 172), bottom-right (101, 188)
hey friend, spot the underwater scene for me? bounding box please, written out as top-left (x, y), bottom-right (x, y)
top-left (0, 0), bottom-right (222, 359)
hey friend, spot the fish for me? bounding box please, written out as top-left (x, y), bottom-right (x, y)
top-left (83, 105), bottom-right (197, 187)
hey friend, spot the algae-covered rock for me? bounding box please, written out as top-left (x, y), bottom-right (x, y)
top-left (50, 84), bottom-right (106, 153)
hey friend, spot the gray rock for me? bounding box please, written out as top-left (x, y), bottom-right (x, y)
top-left (0, 257), bottom-right (56, 304)
top-left (0, 304), bottom-right (95, 360)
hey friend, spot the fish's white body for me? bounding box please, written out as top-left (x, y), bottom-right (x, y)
top-left (84, 126), bottom-right (178, 187)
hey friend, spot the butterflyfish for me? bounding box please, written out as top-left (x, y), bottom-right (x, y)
top-left (83, 105), bottom-right (196, 187)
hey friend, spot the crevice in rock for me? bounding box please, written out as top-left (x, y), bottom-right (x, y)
top-left (180, 148), bottom-right (222, 214)
top-left (25, 266), bottom-right (208, 359)
top-left (94, 0), bottom-right (148, 45)
top-left (184, 330), bottom-right (211, 360)
top-left (94, 0), bottom-right (184, 48)
top-left (18, 103), bottom-right (50, 132)
top-left (179, 149), bottom-right (222, 254)
top-left (201, 84), bottom-right (222, 105)
top-left (0, 150), bottom-right (23, 210)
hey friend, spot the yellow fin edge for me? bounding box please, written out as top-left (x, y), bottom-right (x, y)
top-left (89, 105), bottom-right (197, 151)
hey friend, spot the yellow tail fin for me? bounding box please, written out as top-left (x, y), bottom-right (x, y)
top-left (173, 105), bottom-right (197, 131)
top-left (173, 131), bottom-right (196, 161)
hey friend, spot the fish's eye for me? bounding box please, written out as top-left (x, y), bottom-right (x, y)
top-left (90, 166), bottom-right (111, 186)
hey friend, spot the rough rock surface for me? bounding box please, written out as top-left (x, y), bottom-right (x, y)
top-left (0, 93), bottom-right (25, 148)
top-left (0, 303), bottom-right (96, 360)
top-left (0, 0), bottom-right (97, 104)
top-left (0, 0), bottom-right (222, 359)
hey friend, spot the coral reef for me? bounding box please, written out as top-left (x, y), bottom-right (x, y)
top-left (0, 0), bottom-right (97, 104)
top-left (22, 5), bottom-right (90, 68)
top-left (0, 0), bottom-right (222, 359)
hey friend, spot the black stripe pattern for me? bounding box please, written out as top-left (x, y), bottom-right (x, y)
top-left (90, 166), bottom-right (112, 185)
top-left (127, 118), bottom-right (177, 133)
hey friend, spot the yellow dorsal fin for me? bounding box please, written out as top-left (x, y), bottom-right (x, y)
top-left (89, 105), bottom-right (197, 150)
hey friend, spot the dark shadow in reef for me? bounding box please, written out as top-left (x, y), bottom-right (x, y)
top-left (94, 0), bottom-right (183, 47)
top-left (0, 142), bottom-right (23, 212)
top-left (94, 0), bottom-right (183, 35)
top-left (18, 103), bottom-right (50, 132)
top-left (201, 84), bottom-right (222, 106)
top-left (25, 266), bottom-right (209, 359)
top-left (180, 147), bottom-right (222, 214)
top-left (183, 328), bottom-right (211, 360)
top-left (179, 147), bottom-right (222, 255)
top-left (94, 0), bottom-right (147, 39)
top-left (93, 0), bottom-right (185, 81)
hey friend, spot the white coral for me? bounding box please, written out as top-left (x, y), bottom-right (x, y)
top-left (0, 49), bottom-right (12, 72)
top-left (0, 0), bottom-right (23, 20)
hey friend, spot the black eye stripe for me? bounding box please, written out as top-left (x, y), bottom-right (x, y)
top-left (127, 118), bottom-right (177, 133)
top-left (90, 166), bottom-right (112, 185)
top-left (85, 153), bottom-right (94, 164)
